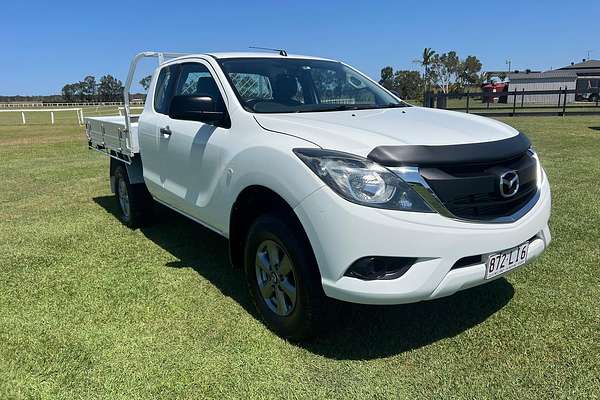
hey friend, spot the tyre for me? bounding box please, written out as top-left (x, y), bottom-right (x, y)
top-left (244, 213), bottom-right (326, 340)
top-left (114, 165), bottom-right (153, 229)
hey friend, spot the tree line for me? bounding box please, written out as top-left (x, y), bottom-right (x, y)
top-left (0, 94), bottom-right (65, 103)
top-left (61, 75), bottom-right (125, 102)
top-left (0, 74), bottom-right (145, 104)
top-left (380, 48), bottom-right (484, 99)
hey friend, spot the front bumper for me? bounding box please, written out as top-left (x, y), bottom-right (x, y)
top-left (293, 173), bottom-right (551, 305)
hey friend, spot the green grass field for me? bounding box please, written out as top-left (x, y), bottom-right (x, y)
top-left (0, 113), bottom-right (599, 399)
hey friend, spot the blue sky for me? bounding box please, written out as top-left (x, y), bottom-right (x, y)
top-left (1, 0), bottom-right (598, 95)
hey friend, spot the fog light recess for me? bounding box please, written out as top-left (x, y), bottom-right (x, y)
top-left (344, 256), bottom-right (416, 281)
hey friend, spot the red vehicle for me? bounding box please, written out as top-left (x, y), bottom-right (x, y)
top-left (482, 82), bottom-right (508, 103)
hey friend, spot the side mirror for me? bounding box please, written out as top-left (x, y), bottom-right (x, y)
top-left (168, 95), bottom-right (226, 125)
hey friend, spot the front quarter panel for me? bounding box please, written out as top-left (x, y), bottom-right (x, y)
top-left (204, 119), bottom-right (325, 236)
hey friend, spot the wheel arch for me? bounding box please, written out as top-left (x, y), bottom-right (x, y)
top-left (109, 156), bottom-right (145, 193)
top-left (228, 185), bottom-right (312, 269)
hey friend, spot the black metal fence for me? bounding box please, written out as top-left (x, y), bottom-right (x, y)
top-left (423, 88), bottom-right (600, 116)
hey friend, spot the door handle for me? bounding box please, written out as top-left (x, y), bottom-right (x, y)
top-left (160, 126), bottom-right (172, 139)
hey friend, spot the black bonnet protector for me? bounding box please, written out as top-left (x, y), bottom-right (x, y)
top-left (367, 132), bottom-right (531, 167)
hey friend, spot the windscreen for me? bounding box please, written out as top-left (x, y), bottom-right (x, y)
top-left (218, 58), bottom-right (407, 113)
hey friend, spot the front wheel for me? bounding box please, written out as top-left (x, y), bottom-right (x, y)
top-left (114, 165), bottom-right (153, 229)
top-left (244, 213), bottom-right (326, 340)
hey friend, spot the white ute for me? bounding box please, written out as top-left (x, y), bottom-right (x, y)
top-left (85, 51), bottom-right (552, 340)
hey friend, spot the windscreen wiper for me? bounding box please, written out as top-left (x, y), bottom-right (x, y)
top-left (298, 104), bottom-right (360, 113)
top-left (298, 103), bottom-right (410, 113)
top-left (381, 102), bottom-right (411, 108)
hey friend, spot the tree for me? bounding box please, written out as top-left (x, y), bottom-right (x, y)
top-left (476, 72), bottom-right (488, 85)
top-left (98, 75), bottom-right (124, 102)
top-left (418, 47), bottom-right (437, 90)
top-left (81, 75), bottom-right (97, 101)
top-left (139, 75), bottom-right (152, 91)
top-left (62, 84), bottom-right (75, 102)
top-left (392, 70), bottom-right (423, 99)
top-left (72, 82), bottom-right (85, 101)
top-left (430, 51), bottom-right (461, 93)
top-left (379, 66), bottom-right (395, 90)
top-left (457, 55), bottom-right (482, 89)
top-left (412, 48), bottom-right (486, 93)
top-left (380, 67), bottom-right (424, 99)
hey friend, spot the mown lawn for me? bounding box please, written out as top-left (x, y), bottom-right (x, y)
top-left (0, 115), bottom-right (599, 399)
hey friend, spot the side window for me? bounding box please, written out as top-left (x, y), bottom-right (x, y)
top-left (175, 63), bottom-right (225, 111)
top-left (153, 65), bottom-right (178, 114)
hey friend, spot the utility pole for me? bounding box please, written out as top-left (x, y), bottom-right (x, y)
top-left (506, 59), bottom-right (512, 72)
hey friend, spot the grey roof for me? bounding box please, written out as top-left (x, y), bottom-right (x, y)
top-left (559, 59), bottom-right (600, 70)
top-left (508, 70), bottom-right (577, 80)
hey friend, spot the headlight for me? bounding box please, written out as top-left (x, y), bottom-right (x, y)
top-left (294, 149), bottom-right (432, 212)
top-left (528, 146), bottom-right (544, 189)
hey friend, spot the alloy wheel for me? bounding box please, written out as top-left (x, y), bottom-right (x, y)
top-left (255, 240), bottom-right (297, 316)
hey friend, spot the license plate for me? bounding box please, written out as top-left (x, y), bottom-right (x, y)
top-left (485, 242), bottom-right (529, 279)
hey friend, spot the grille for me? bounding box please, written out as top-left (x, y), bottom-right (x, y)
top-left (420, 152), bottom-right (538, 220)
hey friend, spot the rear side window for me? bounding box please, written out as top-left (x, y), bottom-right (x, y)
top-left (177, 64), bottom-right (212, 95)
top-left (176, 63), bottom-right (226, 111)
top-left (153, 65), bottom-right (177, 114)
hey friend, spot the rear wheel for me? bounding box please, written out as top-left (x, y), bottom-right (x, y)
top-left (244, 213), bottom-right (326, 340)
top-left (114, 165), bottom-right (153, 229)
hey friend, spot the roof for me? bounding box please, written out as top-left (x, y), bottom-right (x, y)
top-left (508, 70), bottom-right (577, 80)
top-left (162, 52), bottom-right (336, 66)
top-left (161, 51), bottom-right (337, 67)
top-left (207, 52), bottom-right (334, 61)
top-left (485, 70), bottom-right (539, 76)
top-left (559, 59), bottom-right (600, 70)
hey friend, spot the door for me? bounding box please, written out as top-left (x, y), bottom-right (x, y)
top-left (138, 63), bottom-right (179, 199)
top-left (154, 60), bottom-right (230, 222)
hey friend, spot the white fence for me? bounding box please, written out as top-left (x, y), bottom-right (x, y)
top-left (0, 100), bottom-right (144, 109)
top-left (0, 108), bottom-right (84, 125)
top-left (118, 106), bottom-right (144, 116)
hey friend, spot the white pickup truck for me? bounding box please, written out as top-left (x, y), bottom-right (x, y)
top-left (85, 51), bottom-right (551, 340)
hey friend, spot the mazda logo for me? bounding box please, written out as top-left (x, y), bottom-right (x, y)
top-left (499, 170), bottom-right (520, 198)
